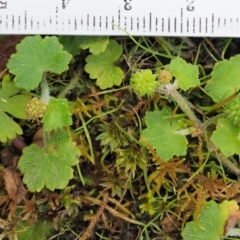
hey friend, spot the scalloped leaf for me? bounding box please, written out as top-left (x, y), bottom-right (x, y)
top-left (78, 36), bottom-right (109, 55)
top-left (165, 56), bottom-right (199, 91)
top-left (84, 39), bottom-right (124, 89)
top-left (0, 74), bottom-right (30, 142)
top-left (141, 108), bottom-right (188, 161)
top-left (210, 118), bottom-right (240, 157)
top-left (18, 129), bottom-right (80, 192)
top-left (42, 97), bottom-right (72, 131)
top-left (58, 36), bottom-right (82, 56)
top-left (7, 35), bottom-right (72, 91)
top-left (205, 54), bottom-right (240, 102)
top-left (182, 200), bottom-right (238, 240)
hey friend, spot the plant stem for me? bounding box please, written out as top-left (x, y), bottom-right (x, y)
top-left (41, 72), bottom-right (50, 104)
top-left (58, 71), bottom-right (81, 98)
top-left (157, 83), bottom-right (240, 176)
top-left (157, 84), bottom-right (202, 131)
top-left (78, 112), bottom-right (95, 165)
top-left (209, 141), bottom-right (240, 175)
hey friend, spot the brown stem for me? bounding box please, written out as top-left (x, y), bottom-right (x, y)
top-left (11, 136), bottom-right (27, 152)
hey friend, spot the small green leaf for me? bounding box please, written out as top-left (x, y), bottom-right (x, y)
top-left (42, 97), bottom-right (72, 131)
top-left (141, 108), bottom-right (188, 161)
top-left (18, 129), bottom-right (80, 192)
top-left (211, 118), bottom-right (240, 157)
top-left (182, 200), bottom-right (238, 240)
top-left (58, 36), bottom-right (82, 56)
top-left (7, 35), bottom-right (72, 91)
top-left (78, 36), bottom-right (109, 55)
top-left (0, 74), bottom-right (30, 142)
top-left (205, 54), bottom-right (240, 102)
top-left (165, 57), bottom-right (199, 91)
top-left (85, 39), bottom-right (124, 89)
top-left (16, 220), bottom-right (52, 240)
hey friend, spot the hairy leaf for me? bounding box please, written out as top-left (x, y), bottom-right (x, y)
top-left (85, 39), bottom-right (124, 89)
top-left (42, 97), bottom-right (72, 131)
top-left (141, 108), bottom-right (188, 161)
top-left (205, 54), bottom-right (240, 102)
top-left (78, 36), bottom-right (109, 55)
top-left (16, 220), bottom-right (52, 240)
top-left (211, 118), bottom-right (240, 157)
top-left (182, 200), bottom-right (238, 240)
top-left (18, 129), bottom-right (80, 192)
top-left (7, 35), bottom-right (72, 91)
top-left (165, 56), bottom-right (199, 91)
top-left (0, 74), bottom-right (30, 142)
top-left (58, 36), bottom-right (82, 56)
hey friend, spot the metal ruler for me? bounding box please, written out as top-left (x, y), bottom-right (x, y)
top-left (0, 0), bottom-right (240, 36)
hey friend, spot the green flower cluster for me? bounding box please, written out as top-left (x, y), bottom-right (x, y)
top-left (130, 70), bottom-right (158, 97)
top-left (25, 97), bottom-right (47, 120)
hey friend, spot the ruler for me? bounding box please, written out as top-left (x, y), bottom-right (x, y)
top-left (0, 0), bottom-right (240, 36)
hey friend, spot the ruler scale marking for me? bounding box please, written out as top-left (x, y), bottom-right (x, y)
top-left (0, 0), bottom-right (240, 36)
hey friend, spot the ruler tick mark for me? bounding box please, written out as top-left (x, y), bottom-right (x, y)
top-left (143, 16), bottom-right (145, 31)
top-left (87, 14), bottom-right (89, 29)
top-left (24, 11), bottom-right (27, 30)
top-left (112, 16), bottom-right (114, 30)
top-left (12, 15), bottom-right (14, 30)
top-left (180, 8), bottom-right (183, 33)
top-left (149, 13), bottom-right (152, 32)
top-left (199, 18), bottom-right (201, 33)
top-left (93, 16), bottom-right (96, 29)
top-left (212, 14), bottom-right (214, 33)
top-left (155, 17), bottom-right (158, 32)
top-left (74, 16), bottom-right (77, 30)
top-left (18, 16), bottom-right (20, 30)
top-left (168, 17), bottom-right (170, 32)
top-left (174, 17), bottom-right (176, 32)
top-left (193, 17), bottom-right (195, 33)
top-left (118, 8), bottom-right (121, 26)
top-left (205, 18), bottom-right (207, 33)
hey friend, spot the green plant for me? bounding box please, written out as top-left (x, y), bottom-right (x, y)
top-left (0, 74), bottom-right (30, 142)
top-left (2, 34), bottom-right (240, 240)
top-left (182, 200), bottom-right (239, 240)
top-left (6, 35), bottom-right (80, 192)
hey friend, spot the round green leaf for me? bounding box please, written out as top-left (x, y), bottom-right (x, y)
top-left (18, 129), bottom-right (80, 192)
top-left (165, 57), bottom-right (199, 91)
top-left (7, 35), bottom-right (72, 91)
top-left (84, 39), bottom-right (124, 89)
top-left (141, 108), bottom-right (188, 161)
top-left (42, 97), bottom-right (72, 131)
top-left (211, 118), bottom-right (240, 157)
top-left (205, 55), bottom-right (240, 102)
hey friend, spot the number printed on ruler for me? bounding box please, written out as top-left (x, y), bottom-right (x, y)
top-left (0, 0), bottom-right (240, 37)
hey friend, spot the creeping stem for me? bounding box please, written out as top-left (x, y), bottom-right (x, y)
top-left (156, 83), bottom-right (240, 176)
